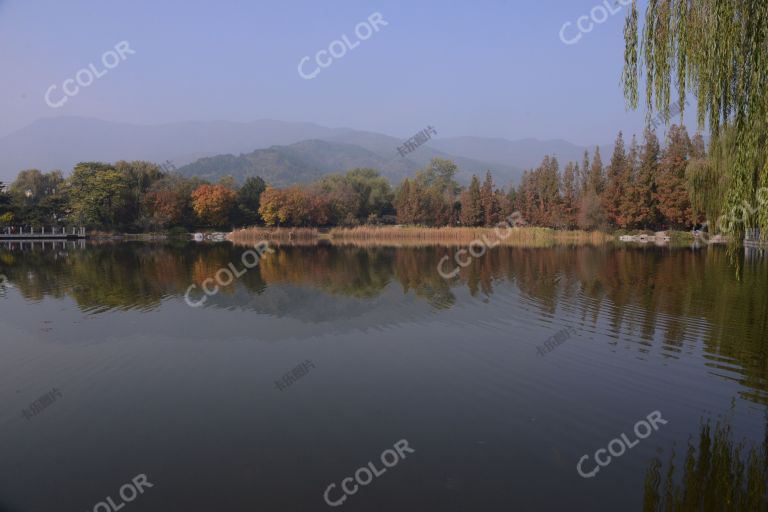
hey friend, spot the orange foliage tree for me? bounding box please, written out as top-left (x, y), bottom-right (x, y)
top-left (258, 186), bottom-right (331, 226)
top-left (191, 184), bottom-right (237, 227)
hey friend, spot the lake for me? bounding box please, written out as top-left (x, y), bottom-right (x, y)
top-left (1, 241), bottom-right (766, 511)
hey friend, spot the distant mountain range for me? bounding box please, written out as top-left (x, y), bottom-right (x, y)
top-left (0, 116), bottom-right (611, 187)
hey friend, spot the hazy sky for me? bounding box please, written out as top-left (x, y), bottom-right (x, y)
top-left (0, 0), bottom-right (691, 144)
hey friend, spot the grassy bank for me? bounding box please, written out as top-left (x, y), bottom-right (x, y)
top-left (228, 226), bottom-right (610, 247)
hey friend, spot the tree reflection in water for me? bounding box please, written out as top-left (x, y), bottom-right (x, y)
top-left (642, 415), bottom-right (768, 511)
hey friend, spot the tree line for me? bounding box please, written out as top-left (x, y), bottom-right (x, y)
top-left (622, 0), bottom-right (767, 240)
top-left (256, 125), bottom-right (706, 231)
top-left (0, 162), bottom-right (267, 231)
top-left (515, 125), bottom-right (706, 231)
top-left (0, 125), bottom-right (708, 232)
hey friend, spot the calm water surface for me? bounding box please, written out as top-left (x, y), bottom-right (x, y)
top-left (1, 241), bottom-right (766, 511)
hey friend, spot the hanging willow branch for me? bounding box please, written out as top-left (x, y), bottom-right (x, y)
top-left (622, 0), bottom-right (768, 240)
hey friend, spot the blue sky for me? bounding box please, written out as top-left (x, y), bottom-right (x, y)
top-left (0, 0), bottom-right (692, 145)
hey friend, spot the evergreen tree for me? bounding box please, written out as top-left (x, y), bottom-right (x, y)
top-left (572, 162), bottom-right (581, 200)
top-left (495, 188), bottom-right (512, 221)
top-left (480, 170), bottom-right (499, 226)
top-left (459, 175), bottom-right (483, 226)
top-left (505, 187), bottom-right (517, 217)
top-left (588, 146), bottom-right (605, 195)
top-left (235, 176), bottom-right (266, 225)
top-left (581, 150), bottom-right (591, 195)
top-left (578, 148), bottom-right (606, 230)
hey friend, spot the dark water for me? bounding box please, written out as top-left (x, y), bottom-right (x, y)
top-left (1, 241), bottom-right (766, 512)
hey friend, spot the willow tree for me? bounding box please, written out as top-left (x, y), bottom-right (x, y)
top-left (622, 0), bottom-right (768, 239)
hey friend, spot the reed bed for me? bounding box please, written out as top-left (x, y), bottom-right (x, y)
top-left (329, 226), bottom-right (608, 245)
top-left (229, 226), bottom-right (609, 247)
top-left (228, 227), bottom-right (320, 246)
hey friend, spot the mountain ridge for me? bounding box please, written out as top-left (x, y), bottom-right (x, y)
top-left (0, 116), bottom-right (610, 186)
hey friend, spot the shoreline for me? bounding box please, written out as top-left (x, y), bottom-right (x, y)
top-left (228, 226), bottom-right (611, 247)
top-left (50, 226), bottom-right (757, 249)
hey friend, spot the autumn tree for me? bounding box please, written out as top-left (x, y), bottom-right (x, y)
top-left (515, 156), bottom-right (561, 226)
top-left (561, 162), bottom-right (578, 229)
top-left (191, 184), bottom-right (237, 227)
top-left (577, 188), bottom-right (604, 231)
top-left (516, 170), bottom-right (535, 223)
top-left (144, 175), bottom-right (196, 229)
top-left (603, 132), bottom-right (629, 228)
top-left (618, 135), bottom-right (640, 228)
top-left (258, 187), bottom-right (286, 226)
top-left (624, 128), bottom-right (661, 229)
top-left (540, 156), bottom-right (561, 226)
top-left (394, 179), bottom-right (416, 224)
top-left (656, 125), bottom-right (693, 229)
top-left (257, 185), bottom-right (332, 227)
top-left (459, 175), bottom-right (482, 226)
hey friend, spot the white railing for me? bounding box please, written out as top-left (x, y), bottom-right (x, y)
top-left (1, 226), bottom-right (86, 237)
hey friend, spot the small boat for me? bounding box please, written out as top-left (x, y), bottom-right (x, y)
top-left (193, 233), bottom-right (204, 242)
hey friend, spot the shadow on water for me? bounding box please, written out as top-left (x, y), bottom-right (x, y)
top-left (642, 413), bottom-right (768, 511)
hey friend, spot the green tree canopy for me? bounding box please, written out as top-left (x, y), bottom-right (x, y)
top-left (68, 162), bottom-right (132, 228)
top-left (623, 0), bottom-right (768, 236)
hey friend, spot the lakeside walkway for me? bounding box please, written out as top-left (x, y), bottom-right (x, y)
top-left (0, 227), bottom-right (87, 239)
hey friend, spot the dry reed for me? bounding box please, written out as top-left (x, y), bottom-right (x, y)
top-left (229, 226), bottom-right (609, 247)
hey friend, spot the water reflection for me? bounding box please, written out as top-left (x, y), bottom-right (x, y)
top-left (1, 242), bottom-right (767, 404)
top-left (642, 414), bottom-right (768, 511)
top-left (2, 241), bottom-right (768, 511)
